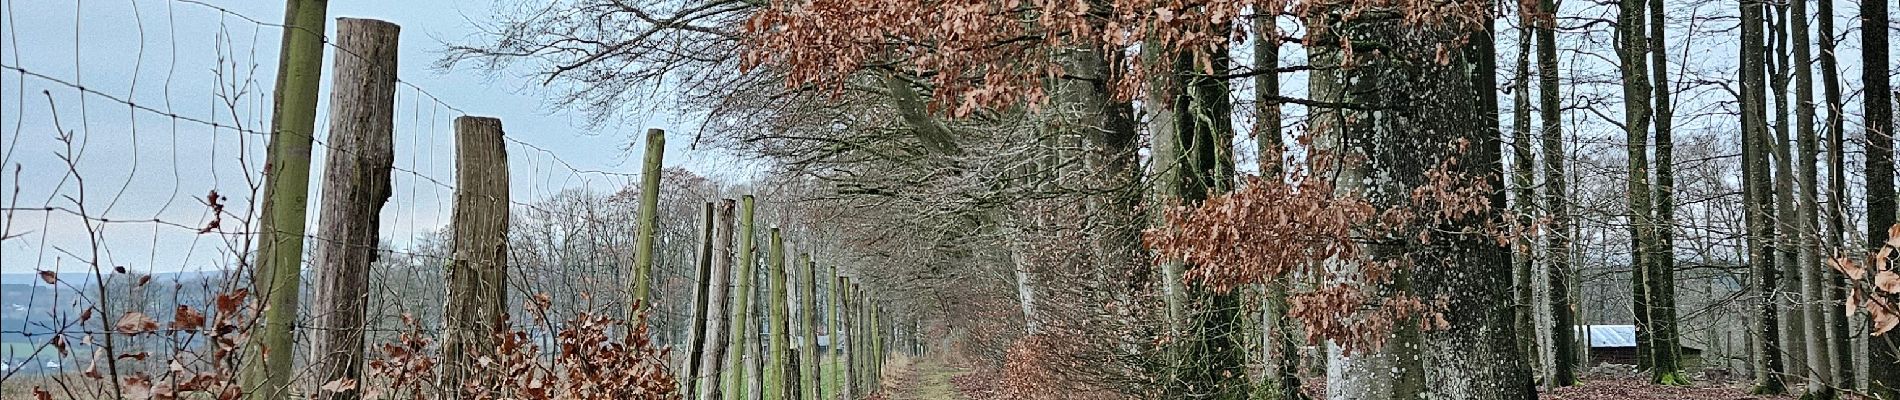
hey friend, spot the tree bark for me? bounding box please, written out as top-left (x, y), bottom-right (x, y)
top-left (1770, 4), bottom-right (1810, 379)
top-left (1817, 0), bottom-right (1854, 386)
top-left (308, 18), bottom-right (399, 400)
top-left (1646, 0), bottom-right (1686, 385)
top-left (1741, 0), bottom-right (1788, 390)
top-left (1863, 0), bottom-right (1897, 390)
top-left (1614, 0), bottom-right (1658, 374)
top-left (1537, 0), bottom-right (1579, 384)
top-left (441, 116), bottom-right (511, 395)
top-left (1510, 7), bottom-right (1541, 382)
top-left (1790, 0), bottom-right (1836, 395)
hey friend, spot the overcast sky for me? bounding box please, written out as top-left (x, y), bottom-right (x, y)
top-left (1, 0), bottom-right (753, 274)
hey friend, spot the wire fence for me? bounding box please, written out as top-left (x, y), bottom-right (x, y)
top-left (0, 0), bottom-right (754, 383)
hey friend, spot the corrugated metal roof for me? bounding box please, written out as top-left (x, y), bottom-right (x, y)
top-left (1578, 325), bottom-right (1637, 348)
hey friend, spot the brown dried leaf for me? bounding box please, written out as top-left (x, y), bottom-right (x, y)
top-left (321, 378), bottom-right (358, 393)
top-left (37, 271), bottom-right (56, 284)
top-left (1835, 257), bottom-right (1867, 280)
top-left (172, 305), bottom-right (205, 329)
top-left (1879, 271), bottom-right (1900, 294)
top-left (116, 311), bottom-right (159, 334)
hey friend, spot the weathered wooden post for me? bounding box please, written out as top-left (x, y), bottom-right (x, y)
top-left (631, 128), bottom-right (665, 309)
top-left (798, 253), bottom-right (821, 400)
top-left (685, 202), bottom-right (715, 399)
top-left (829, 266), bottom-right (844, 399)
top-left (768, 229), bottom-right (793, 400)
top-left (850, 282), bottom-right (865, 394)
top-left (308, 18), bottom-right (399, 400)
top-left (697, 199), bottom-right (737, 400)
top-left (727, 195), bottom-right (759, 400)
top-left (441, 116), bottom-right (510, 394)
top-left (242, 0), bottom-right (329, 397)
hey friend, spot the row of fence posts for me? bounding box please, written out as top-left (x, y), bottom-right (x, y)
top-left (238, 8), bottom-right (918, 399)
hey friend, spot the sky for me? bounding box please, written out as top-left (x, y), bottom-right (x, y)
top-left (0, 0), bottom-right (754, 274)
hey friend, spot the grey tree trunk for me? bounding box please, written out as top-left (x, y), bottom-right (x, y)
top-left (1537, 0), bottom-right (1579, 384)
top-left (1816, 0), bottom-right (1853, 386)
top-left (698, 200), bottom-right (737, 400)
top-left (1862, 0), bottom-right (1896, 390)
top-left (1646, 0), bottom-right (1685, 384)
top-left (1790, 0), bottom-right (1836, 395)
top-left (1741, 0), bottom-right (1787, 390)
top-left (1770, 5), bottom-right (1809, 378)
top-left (441, 116), bottom-right (510, 394)
top-left (1614, 0), bottom-right (1657, 373)
top-left (308, 18), bottom-right (399, 400)
top-left (1510, 8), bottom-right (1541, 381)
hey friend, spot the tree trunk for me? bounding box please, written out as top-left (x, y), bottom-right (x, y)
top-left (441, 116), bottom-right (511, 395)
top-left (308, 18), bottom-right (399, 400)
top-left (1817, 0), bottom-right (1854, 386)
top-left (1770, 4), bottom-right (1810, 379)
top-left (241, 0), bottom-right (329, 397)
top-left (1790, 0), bottom-right (1836, 395)
top-left (1510, 7), bottom-right (1541, 382)
top-left (1646, 0), bottom-right (1686, 385)
top-left (698, 200), bottom-right (737, 400)
top-left (1614, 0), bottom-right (1658, 374)
top-left (1863, 0), bottom-right (1897, 389)
top-left (631, 129), bottom-right (665, 309)
top-left (1537, 0), bottom-right (1579, 384)
top-left (728, 196), bottom-right (759, 400)
top-left (1741, 0), bottom-right (1788, 390)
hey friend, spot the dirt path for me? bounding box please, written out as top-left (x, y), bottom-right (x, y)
top-left (880, 359), bottom-right (967, 400)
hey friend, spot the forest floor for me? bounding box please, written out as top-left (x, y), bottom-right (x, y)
top-left (870, 357), bottom-right (969, 400)
top-left (1545, 379), bottom-right (1801, 399)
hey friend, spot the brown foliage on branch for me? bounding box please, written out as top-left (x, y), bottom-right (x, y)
top-left (1144, 146), bottom-right (1504, 353)
top-left (740, 0), bottom-right (1495, 116)
top-left (1837, 224), bottom-right (1900, 335)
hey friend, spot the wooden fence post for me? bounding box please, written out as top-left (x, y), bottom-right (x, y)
top-left (727, 196), bottom-right (758, 400)
top-left (697, 199), bottom-right (738, 400)
top-left (799, 254), bottom-right (821, 400)
top-left (686, 202), bottom-right (715, 399)
top-left (442, 116), bottom-right (510, 394)
top-left (308, 17), bottom-right (399, 400)
top-left (242, 0), bottom-right (330, 397)
top-left (768, 229), bottom-right (793, 400)
top-left (829, 266), bottom-right (844, 399)
top-left (631, 128), bottom-right (665, 309)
